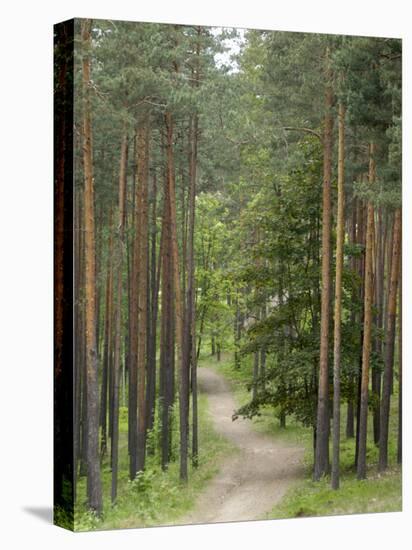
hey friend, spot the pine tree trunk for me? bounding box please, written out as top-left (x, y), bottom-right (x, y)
top-left (372, 207), bottom-right (384, 445)
top-left (379, 208), bottom-right (401, 471)
top-left (314, 47), bottom-right (333, 481)
top-left (73, 135), bottom-right (82, 501)
top-left (111, 129), bottom-right (128, 502)
top-left (81, 18), bottom-right (102, 514)
top-left (128, 130), bottom-right (139, 478)
top-left (164, 111), bottom-right (187, 481)
top-left (331, 103), bottom-right (345, 490)
top-left (357, 143), bottom-right (376, 480)
top-left (145, 172), bottom-right (158, 440)
top-left (159, 172), bottom-right (175, 470)
top-left (100, 207), bottom-right (113, 458)
top-left (186, 111), bottom-right (198, 468)
top-left (79, 331), bottom-right (88, 477)
top-left (397, 256), bottom-right (402, 464)
top-left (260, 303), bottom-right (267, 387)
top-left (136, 117), bottom-right (150, 473)
top-left (355, 199), bottom-right (366, 467)
top-left (346, 199), bottom-right (357, 439)
top-left (95, 203), bottom-right (103, 359)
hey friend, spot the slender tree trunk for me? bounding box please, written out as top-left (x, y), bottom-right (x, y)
top-left (211, 335), bottom-right (216, 356)
top-left (187, 111), bottom-right (199, 468)
top-left (357, 143), bottom-right (376, 480)
top-left (314, 47), bottom-right (334, 480)
top-left (159, 171), bottom-right (175, 470)
top-left (252, 306), bottom-right (261, 401)
top-left (164, 111), bottom-right (187, 481)
top-left (355, 199), bottom-right (366, 467)
top-left (74, 190), bottom-right (83, 497)
top-left (385, 216), bottom-right (395, 396)
top-left (379, 208), bottom-right (401, 471)
top-left (128, 131), bottom-right (139, 478)
top-left (397, 255), bottom-right (402, 464)
top-left (79, 327), bottom-right (88, 477)
top-left (260, 302), bottom-right (267, 386)
top-left (331, 103), bottom-right (345, 490)
top-left (111, 129), bottom-right (128, 503)
top-left (145, 172), bottom-right (158, 440)
top-left (95, 203), bottom-right (103, 360)
top-left (136, 117), bottom-right (150, 473)
top-left (234, 296), bottom-right (241, 369)
top-left (81, 18), bottom-right (102, 513)
top-left (346, 197), bottom-right (357, 439)
top-left (372, 207), bottom-right (384, 445)
top-left (100, 207), bottom-right (113, 458)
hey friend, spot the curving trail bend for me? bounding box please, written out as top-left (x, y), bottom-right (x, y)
top-left (180, 366), bottom-right (305, 525)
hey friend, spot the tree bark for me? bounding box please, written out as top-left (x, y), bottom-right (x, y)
top-left (346, 197), bottom-right (357, 439)
top-left (128, 130), bottom-right (139, 478)
top-left (81, 18), bottom-right (102, 514)
top-left (145, 172), bottom-right (158, 439)
top-left (397, 254), bottom-right (402, 464)
top-left (331, 103), bottom-right (345, 490)
top-left (372, 207), bottom-right (384, 445)
top-left (357, 143), bottom-right (376, 480)
top-left (100, 206), bottom-right (113, 458)
top-left (355, 199), bottom-right (366, 467)
top-left (159, 164), bottom-right (175, 470)
top-left (314, 47), bottom-right (334, 480)
top-left (136, 117), bottom-right (150, 473)
top-left (379, 208), bottom-right (401, 471)
top-left (164, 111), bottom-right (188, 480)
top-left (186, 110), bottom-right (199, 468)
top-left (111, 129), bottom-right (128, 502)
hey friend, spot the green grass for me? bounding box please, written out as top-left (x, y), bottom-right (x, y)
top-left (203, 348), bottom-right (402, 520)
top-left (268, 467), bottom-right (401, 518)
top-left (74, 392), bottom-right (236, 531)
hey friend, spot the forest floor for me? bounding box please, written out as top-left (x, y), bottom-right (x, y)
top-left (179, 365), bottom-right (304, 525)
top-left (74, 351), bottom-right (401, 531)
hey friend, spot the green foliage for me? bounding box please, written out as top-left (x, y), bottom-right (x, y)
top-left (54, 505), bottom-right (74, 531)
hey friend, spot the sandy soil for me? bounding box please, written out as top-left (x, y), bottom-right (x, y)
top-left (179, 366), bottom-right (305, 525)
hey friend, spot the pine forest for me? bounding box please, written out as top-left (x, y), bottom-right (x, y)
top-left (54, 18), bottom-right (402, 530)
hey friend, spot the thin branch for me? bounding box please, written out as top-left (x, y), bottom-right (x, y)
top-left (283, 126), bottom-right (323, 141)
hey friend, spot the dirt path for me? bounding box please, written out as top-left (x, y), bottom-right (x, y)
top-left (180, 366), bottom-right (304, 525)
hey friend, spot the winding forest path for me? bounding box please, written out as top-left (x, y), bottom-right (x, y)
top-left (181, 366), bottom-right (305, 525)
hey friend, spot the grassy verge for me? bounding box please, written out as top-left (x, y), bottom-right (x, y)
top-left (74, 392), bottom-right (236, 531)
top-left (203, 349), bottom-right (402, 520)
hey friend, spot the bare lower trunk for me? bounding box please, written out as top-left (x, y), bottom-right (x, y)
top-left (379, 208), bottom-right (401, 471)
top-left (81, 18), bottom-right (102, 514)
top-left (136, 117), bottom-right (150, 474)
top-left (111, 129), bottom-right (128, 503)
top-left (145, 173), bottom-right (158, 440)
top-left (314, 47), bottom-right (333, 480)
top-left (100, 208), bottom-right (113, 458)
top-left (331, 103), bottom-right (345, 490)
top-left (397, 259), bottom-right (402, 464)
top-left (160, 179), bottom-right (175, 470)
top-left (357, 143), bottom-right (376, 480)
